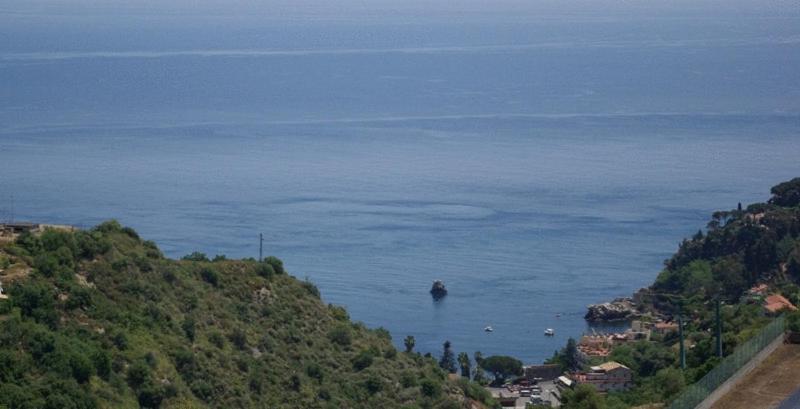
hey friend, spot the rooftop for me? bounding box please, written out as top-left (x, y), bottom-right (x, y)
top-left (590, 361), bottom-right (629, 372)
top-left (764, 294), bottom-right (797, 313)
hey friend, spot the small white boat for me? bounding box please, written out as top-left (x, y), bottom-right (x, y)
top-left (544, 328), bottom-right (555, 336)
top-left (484, 326), bottom-right (494, 332)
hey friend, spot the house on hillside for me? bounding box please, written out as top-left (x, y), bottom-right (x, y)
top-left (577, 334), bottom-right (613, 358)
top-left (0, 223), bottom-right (40, 235)
top-left (571, 361), bottom-right (633, 393)
top-left (764, 294), bottom-right (797, 315)
top-left (653, 321), bottom-right (679, 335)
top-left (743, 284), bottom-right (770, 303)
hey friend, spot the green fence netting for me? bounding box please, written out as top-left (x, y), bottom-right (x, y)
top-left (668, 315), bottom-right (786, 409)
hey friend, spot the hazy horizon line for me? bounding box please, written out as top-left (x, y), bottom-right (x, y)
top-left (2, 111), bottom-right (798, 135)
top-left (3, 35), bottom-right (799, 62)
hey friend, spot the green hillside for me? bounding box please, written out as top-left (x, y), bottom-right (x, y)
top-left (653, 177), bottom-right (800, 305)
top-left (549, 178), bottom-right (800, 409)
top-left (0, 221), bottom-right (495, 409)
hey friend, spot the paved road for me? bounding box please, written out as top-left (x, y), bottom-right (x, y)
top-left (776, 387), bottom-right (800, 409)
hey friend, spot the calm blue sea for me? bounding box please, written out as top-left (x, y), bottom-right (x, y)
top-left (1, 1), bottom-right (799, 363)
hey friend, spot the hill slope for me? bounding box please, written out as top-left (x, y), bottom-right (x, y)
top-left (551, 178), bottom-right (800, 409)
top-left (0, 221), bottom-right (495, 409)
top-left (652, 177), bottom-right (800, 306)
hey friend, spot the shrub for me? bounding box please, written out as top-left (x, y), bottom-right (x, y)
top-left (181, 317), bottom-right (196, 341)
top-left (264, 256), bottom-right (284, 274)
top-left (95, 220), bottom-right (123, 233)
top-left (255, 263), bottom-right (275, 278)
top-left (172, 348), bottom-right (196, 378)
top-left (400, 371), bottom-right (418, 388)
top-left (127, 361), bottom-right (151, 388)
top-left (328, 305), bottom-right (350, 321)
top-left (788, 310), bottom-right (800, 332)
top-left (40, 229), bottom-right (77, 253)
top-left (70, 353), bottom-right (94, 383)
top-left (34, 253), bottom-right (60, 277)
top-left (199, 267), bottom-right (219, 287)
top-left (306, 363), bottom-right (323, 382)
top-left (209, 332), bottom-right (225, 349)
top-left (420, 378), bottom-right (440, 398)
top-left (65, 287), bottom-right (92, 310)
top-left (75, 231), bottom-right (111, 260)
top-left (328, 325), bottom-right (352, 346)
top-left (352, 350), bottom-right (374, 371)
top-left (190, 380), bottom-right (213, 402)
top-left (229, 328), bottom-right (247, 350)
top-left (301, 280), bottom-right (320, 298)
top-left (121, 227), bottom-right (140, 240)
top-left (364, 376), bottom-right (382, 394)
top-left (137, 384), bottom-right (164, 409)
top-left (11, 280), bottom-right (58, 326)
top-left (143, 241), bottom-right (162, 259)
top-left (111, 259), bottom-right (129, 272)
top-left (182, 252), bottom-right (209, 262)
top-left (91, 350), bottom-right (111, 380)
top-left (112, 332), bottom-right (128, 350)
top-left (289, 374), bottom-right (301, 391)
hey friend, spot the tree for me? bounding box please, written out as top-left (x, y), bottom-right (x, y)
top-left (403, 335), bottom-right (415, 353)
top-left (654, 367), bottom-right (685, 400)
top-left (457, 352), bottom-right (471, 379)
top-left (479, 355), bottom-right (522, 385)
top-left (439, 341), bottom-right (457, 373)
top-left (327, 324), bottom-right (351, 346)
top-left (181, 317), bottom-right (196, 341)
top-left (564, 337), bottom-right (579, 371)
top-left (712, 256), bottom-right (748, 300)
top-left (264, 256), bottom-right (284, 274)
top-left (472, 351), bottom-right (487, 384)
top-left (352, 350), bottom-right (374, 371)
top-left (769, 177), bottom-right (800, 207)
top-left (182, 252), bottom-right (209, 262)
top-left (561, 384), bottom-right (605, 409)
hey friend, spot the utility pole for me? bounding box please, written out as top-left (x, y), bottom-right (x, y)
top-left (715, 299), bottom-right (723, 358)
top-left (259, 233), bottom-right (263, 262)
top-left (678, 305), bottom-right (686, 370)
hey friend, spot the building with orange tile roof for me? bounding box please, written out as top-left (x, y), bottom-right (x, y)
top-left (764, 294), bottom-right (797, 314)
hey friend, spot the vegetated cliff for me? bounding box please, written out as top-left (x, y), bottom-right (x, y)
top-left (0, 221), bottom-right (495, 409)
top-left (649, 177), bottom-right (800, 310)
top-left (556, 178), bottom-right (800, 409)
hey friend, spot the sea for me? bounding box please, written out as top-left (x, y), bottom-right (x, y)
top-left (1, 1), bottom-right (799, 363)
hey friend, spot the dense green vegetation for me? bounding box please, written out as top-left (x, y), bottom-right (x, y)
top-left (477, 356), bottom-right (522, 386)
top-left (654, 177), bottom-right (800, 304)
top-left (548, 178), bottom-right (800, 409)
top-left (0, 221), bottom-right (496, 409)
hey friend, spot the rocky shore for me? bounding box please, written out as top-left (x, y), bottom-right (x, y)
top-left (584, 297), bottom-right (640, 322)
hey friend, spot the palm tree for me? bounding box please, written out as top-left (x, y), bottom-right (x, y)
top-left (403, 335), bottom-right (415, 353)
